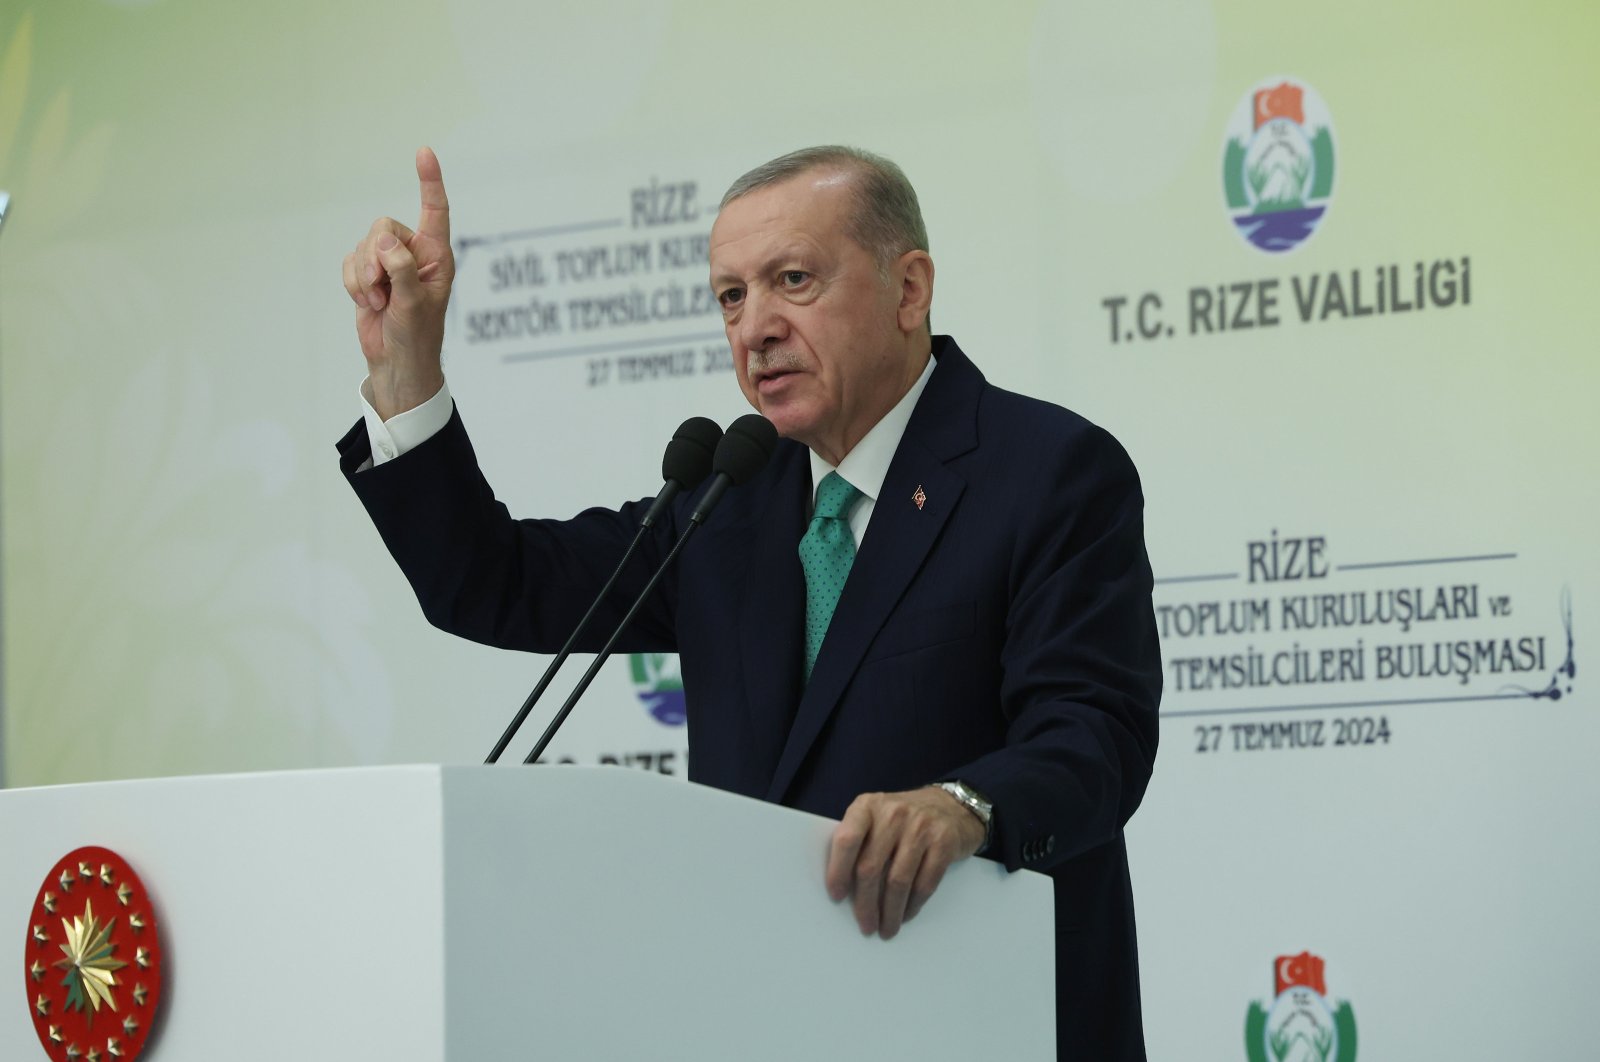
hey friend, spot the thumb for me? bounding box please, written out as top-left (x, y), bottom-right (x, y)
top-left (375, 232), bottom-right (423, 308)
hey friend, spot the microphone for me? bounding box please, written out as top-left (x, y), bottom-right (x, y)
top-left (642, 416), bottom-right (722, 527)
top-left (483, 416), bottom-right (722, 764)
top-left (691, 414), bottom-right (782, 522)
top-left (522, 414), bottom-right (777, 764)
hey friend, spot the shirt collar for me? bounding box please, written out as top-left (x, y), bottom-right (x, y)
top-left (809, 352), bottom-right (937, 506)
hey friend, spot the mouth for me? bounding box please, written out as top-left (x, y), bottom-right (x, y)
top-left (753, 368), bottom-right (801, 391)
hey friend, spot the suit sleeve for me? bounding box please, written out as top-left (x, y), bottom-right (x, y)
top-left (336, 408), bottom-right (681, 655)
top-left (949, 423), bottom-right (1162, 873)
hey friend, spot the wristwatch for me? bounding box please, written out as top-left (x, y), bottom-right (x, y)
top-left (935, 779), bottom-right (993, 854)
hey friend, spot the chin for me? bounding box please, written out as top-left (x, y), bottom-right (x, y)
top-left (761, 413), bottom-right (800, 440)
top-left (757, 407), bottom-right (814, 443)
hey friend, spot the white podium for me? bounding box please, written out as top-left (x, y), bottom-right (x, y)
top-left (2, 766), bottom-right (1054, 1060)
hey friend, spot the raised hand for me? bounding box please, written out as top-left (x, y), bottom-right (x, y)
top-left (342, 147), bottom-right (454, 420)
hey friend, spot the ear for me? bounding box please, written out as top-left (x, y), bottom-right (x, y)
top-left (894, 250), bottom-right (934, 335)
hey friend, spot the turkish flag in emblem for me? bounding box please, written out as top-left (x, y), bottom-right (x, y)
top-left (1274, 951), bottom-right (1327, 996)
top-left (1253, 82), bottom-right (1305, 128)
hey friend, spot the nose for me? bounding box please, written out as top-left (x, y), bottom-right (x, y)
top-left (736, 287), bottom-right (789, 353)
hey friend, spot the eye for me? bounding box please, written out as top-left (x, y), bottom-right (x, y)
top-left (781, 271), bottom-right (809, 288)
top-left (717, 287), bottom-right (744, 308)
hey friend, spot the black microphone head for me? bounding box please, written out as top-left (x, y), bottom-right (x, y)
top-left (714, 414), bottom-right (778, 485)
top-left (663, 417), bottom-right (722, 489)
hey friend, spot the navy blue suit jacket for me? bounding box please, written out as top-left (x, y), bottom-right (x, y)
top-left (340, 336), bottom-right (1163, 1059)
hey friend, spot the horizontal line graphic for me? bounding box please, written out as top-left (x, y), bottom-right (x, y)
top-left (1165, 692), bottom-right (1525, 719)
top-left (457, 218), bottom-right (624, 248)
top-left (1154, 573), bottom-right (1240, 585)
top-left (502, 331), bottom-right (727, 364)
top-left (1336, 552), bottom-right (1517, 572)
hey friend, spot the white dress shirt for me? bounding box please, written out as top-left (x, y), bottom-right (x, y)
top-left (805, 354), bottom-right (936, 546)
top-left (359, 376), bottom-right (455, 469)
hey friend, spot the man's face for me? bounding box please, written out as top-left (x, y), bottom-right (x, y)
top-left (708, 170), bottom-right (911, 463)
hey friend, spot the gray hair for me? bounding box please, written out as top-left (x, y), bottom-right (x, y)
top-left (719, 145), bottom-right (930, 269)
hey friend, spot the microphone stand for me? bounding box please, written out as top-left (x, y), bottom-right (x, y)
top-left (521, 522), bottom-right (702, 765)
top-left (483, 525), bottom-right (650, 764)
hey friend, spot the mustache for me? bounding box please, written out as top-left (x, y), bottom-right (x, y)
top-left (747, 350), bottom-right (806, 376)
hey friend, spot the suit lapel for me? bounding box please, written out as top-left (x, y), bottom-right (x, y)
top-left (738, 442), bottom-right (810, 759)
top-left (764, 339), bottom-right (982, 804)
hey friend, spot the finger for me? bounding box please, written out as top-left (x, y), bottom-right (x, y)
top-left (415, 146), bottom-right (451, 243)
top-left (904, 850), bottom-right (951, 925)
top-left (341, 252), bottom-right (365, 308)
top-left (852, 857), bottom-right (883, 936)
top-left (877, 840), bottom-right (926, 941)
top-left (825, 802), bottom-right (872, 903)
top-left (850, 814), bottom-right (901, 937)
top-left (361, 218), bottom-right (416, 289)
top-left (366, 216), bottom-right (416, 244)
top-left (374, 233), bottom-right (422, 310)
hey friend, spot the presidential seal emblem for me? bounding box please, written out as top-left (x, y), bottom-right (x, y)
top-left (24, 847), bottom-right (163, 1062)
top-left (630, 652), bottom-right (687, 726)
top-left (1223, 77), bottom-right (1337, 253)
top-left (1245, 951), bottom-right (1357, 1062)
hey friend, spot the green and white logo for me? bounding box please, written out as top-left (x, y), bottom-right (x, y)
top-left (1223, 77), bottom-right (1337, 253)
top-left (629, 653), bottom-right (686, 726)
top-left (1245, 951), bottom-right (1357, 1062)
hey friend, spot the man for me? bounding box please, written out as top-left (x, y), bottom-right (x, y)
top-left (339, 146), bottom-right (1162, 1059)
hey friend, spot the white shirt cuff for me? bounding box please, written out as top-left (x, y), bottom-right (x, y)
top-left (359, 378), bottom-right (454, 467)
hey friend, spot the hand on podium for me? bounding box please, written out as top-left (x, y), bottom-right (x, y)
top-left (341, 147), bottom-right (453, 421)
top-left (825, 787), bottom-right (987, 941)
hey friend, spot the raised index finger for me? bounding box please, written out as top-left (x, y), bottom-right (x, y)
top-left (415, 146), bottom-right (450, 243)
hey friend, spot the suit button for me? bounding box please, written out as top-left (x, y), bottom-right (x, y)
top-left (1046, 835), bottom-right (1055, 856)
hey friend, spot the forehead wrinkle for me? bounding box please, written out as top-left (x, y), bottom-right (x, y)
top-left (710, 236), bottom-right (822, 287)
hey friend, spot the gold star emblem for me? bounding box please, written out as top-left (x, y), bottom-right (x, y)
top-left (100, 864), bottom-right (115, 886)
top-left (116, 883), bottom-right (132, 907)
top-left (132, 983), bottom-right (147, 1006)
top-left (44, 891), bottom-right (58, 914)
top-left (79, 861), bottom-right (93, 877)
top-left (33, 923), bottom-right (49, 943)
top-left (53, 897), bottom-right (128, 1014)
top-left (60, 867), bottom-right (76, 891)
top-left (135, 946), bottom-right (150, 969)
top-left (107, 1039), bottom-right (122, 1057)
top-left (66, 1045), bottom-right (81, 1061)
top-left (129, 912), bottom-right (145, 932)
top-left (36, 993), bottom-right (50, 1015)
top-left (31, 960), bottom-right (46, 981)
top-left (49, 1024), bottom-right (63, 1043)
top-left (122, 1015), bottom-right (138, 1036)
top-left (88, 1050), bottom-right (101, 1062)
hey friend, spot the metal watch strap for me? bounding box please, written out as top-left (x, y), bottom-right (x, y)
top-left (936, 780), bottom-right (993, 855)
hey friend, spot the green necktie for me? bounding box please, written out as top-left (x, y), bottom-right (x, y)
top-left (799, 471), bottom-right (864, 680)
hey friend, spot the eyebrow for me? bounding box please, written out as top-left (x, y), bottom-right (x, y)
top-left (710, 246), bottom-right (818, 288)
